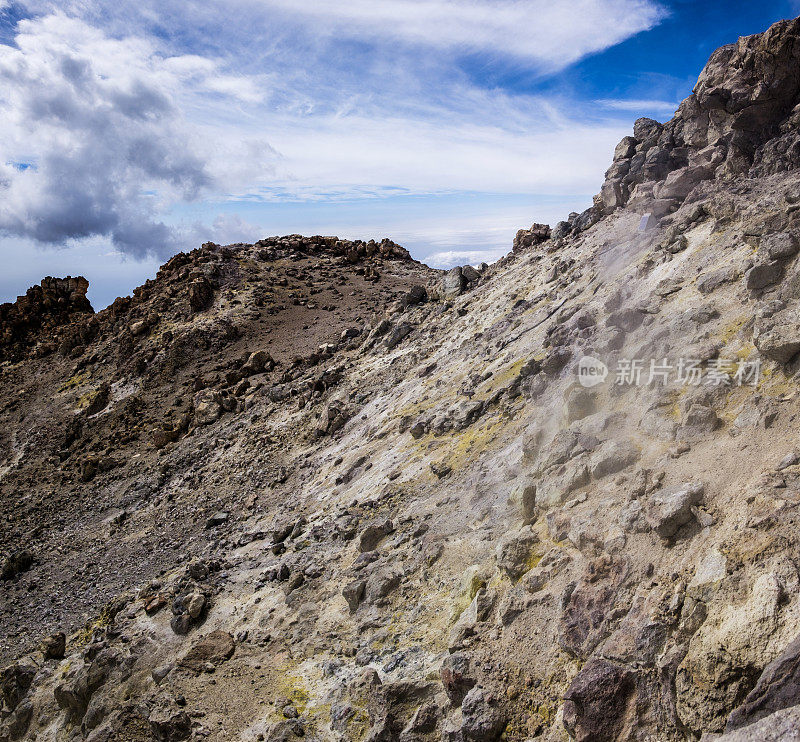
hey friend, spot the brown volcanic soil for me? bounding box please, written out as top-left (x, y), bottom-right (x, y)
top-left (0, 236), bottom-right (438, 664)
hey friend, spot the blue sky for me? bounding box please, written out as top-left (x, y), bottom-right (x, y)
top-left (1, 0), bottom-right (799, 308)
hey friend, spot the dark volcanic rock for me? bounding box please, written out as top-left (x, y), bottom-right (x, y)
top-left (598, 17), bottom-right (800, 215)
top-left (0, 276), bottom-right (93, 361)
top-left (563, 659), bottom-right (635, 742)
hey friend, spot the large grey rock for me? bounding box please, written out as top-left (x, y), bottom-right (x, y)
top-left (745, 261), bottom-right (783, 291)
top-left (460, 687), bottom-right (505, 741)
top-left (676, 19), bottom-right (800, 176)
top-left (461, 265), bottom-right (481, 283)
top-left (364, 568), bottom-right (401, 603)
top-left (385, 323), bottom-right (413, 349)
top-left (601, 180), bottom-right (625, 211)
top-left (613, 136), bottom-right (637, 161)
top-left (595, 17), bottom-right (800, 212)
top-left (193, 389), bottom-right (222, 426)
top-left (2, 698), bottom-right (33, 738)
top-left (619, 500), bottom-right (648, 533)
top-left (0, 659), bottom-right (37, 711)
top-left (512, 223), bottom-right (551, 251)
top-left (633, 117), bottom-right (662, 141)
top-left (540, 430), bottom-right (584, 469)
top-left (358, 519), bottom-right (394, 552)
top-left (645, 482), bottom-right (704, 539)
top-left (54, 650), bottom-right (116, 717)
top-left (188, 274), bottom-right (213, 311)
top-left (441, 652), bottom-right (476, 705)
top-left (536, 457), bottom-right (590, 509)
top-left (755, 307), bottom-right (800, 363)
top-left (342, 579), bottom-right (366, 613)
top-left (563, 659), bottom-right (635, 742)
top-left (177, 631), bottom-right (235, 673)
top-left (678, 573), bottom-right (784, 733)
top-left (0, 550), bottom-right (33, 581)
top-left (241, 349), bottom-right (274, 375)
top-left (655, 164), bottom-right (713, 201)
top-left (495, 526), bottom-right (538, 579)
top-left (697, 267), bottom-right (738, 294)
top-left (316, 399), bottom-right (351, 436)
top-left (552, 220), bottom-right (572, 240)
top-left (589, 439), bottom-right (640, 479)
top-left (679, 404), bottom-right (720, 440)
top-left (149, 707), bottom-right (192, 741)
top-left (443, 267), bottom-right (466, 298)
top-left (405, 284), bottom-right (428, 305)
top-left (606, 307), bottom-right (645, 332)
top-left (762, 232), bottom-right (799, 260)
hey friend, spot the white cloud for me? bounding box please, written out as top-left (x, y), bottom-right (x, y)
top-left (204, 213), bottom-right (264, 245)
top-left (22, 0), bottom-right (665, 72)
top-left (0, 13), bottom-right (276, 257)
top-left (425, 249), bottom-right (505, 268)
top-left (246, 0), bottom-right (666, 70)
top-left (257, 107), bottom-right (629, 196)
top-left (0, 0), bottom-right (669, 266)
top-left (595, 98), bottom-right (679, 113)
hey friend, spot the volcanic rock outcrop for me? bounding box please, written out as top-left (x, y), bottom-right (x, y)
top-left (5, 16), bottom-right (800, 742)
top-left (598, 16), bottom-right (800, 220)
top-left (0, 276), bottom-right (93, 361)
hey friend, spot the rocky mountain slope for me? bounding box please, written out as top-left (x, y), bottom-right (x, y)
top-left (5, 15), bottom-right (800, 742)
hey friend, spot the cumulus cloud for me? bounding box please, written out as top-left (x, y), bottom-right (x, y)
top-left (0, 13), bottom-right (274, 257)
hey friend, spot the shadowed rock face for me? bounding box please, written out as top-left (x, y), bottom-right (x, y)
top-left (7, 15), bottom-right (800, 742)
top-left (724, 633), bottom-right (800, 732)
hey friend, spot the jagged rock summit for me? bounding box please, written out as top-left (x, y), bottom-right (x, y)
top-left (5, 15), bottom-right (800, 742)
top-left (599, 16), bottom-right (800, 220)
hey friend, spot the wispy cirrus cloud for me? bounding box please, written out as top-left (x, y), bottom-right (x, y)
top-left (16, 0), bottom-right (667, 70)
top-left (239, 0), bottom-right (667, 70)
top-left (256, 106), bottom-right (631, 196)
top-left (595, 98), bottom-right (679, 113)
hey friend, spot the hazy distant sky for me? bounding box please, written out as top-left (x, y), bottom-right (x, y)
top-left (1, 0), bottom-right (799, 308)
